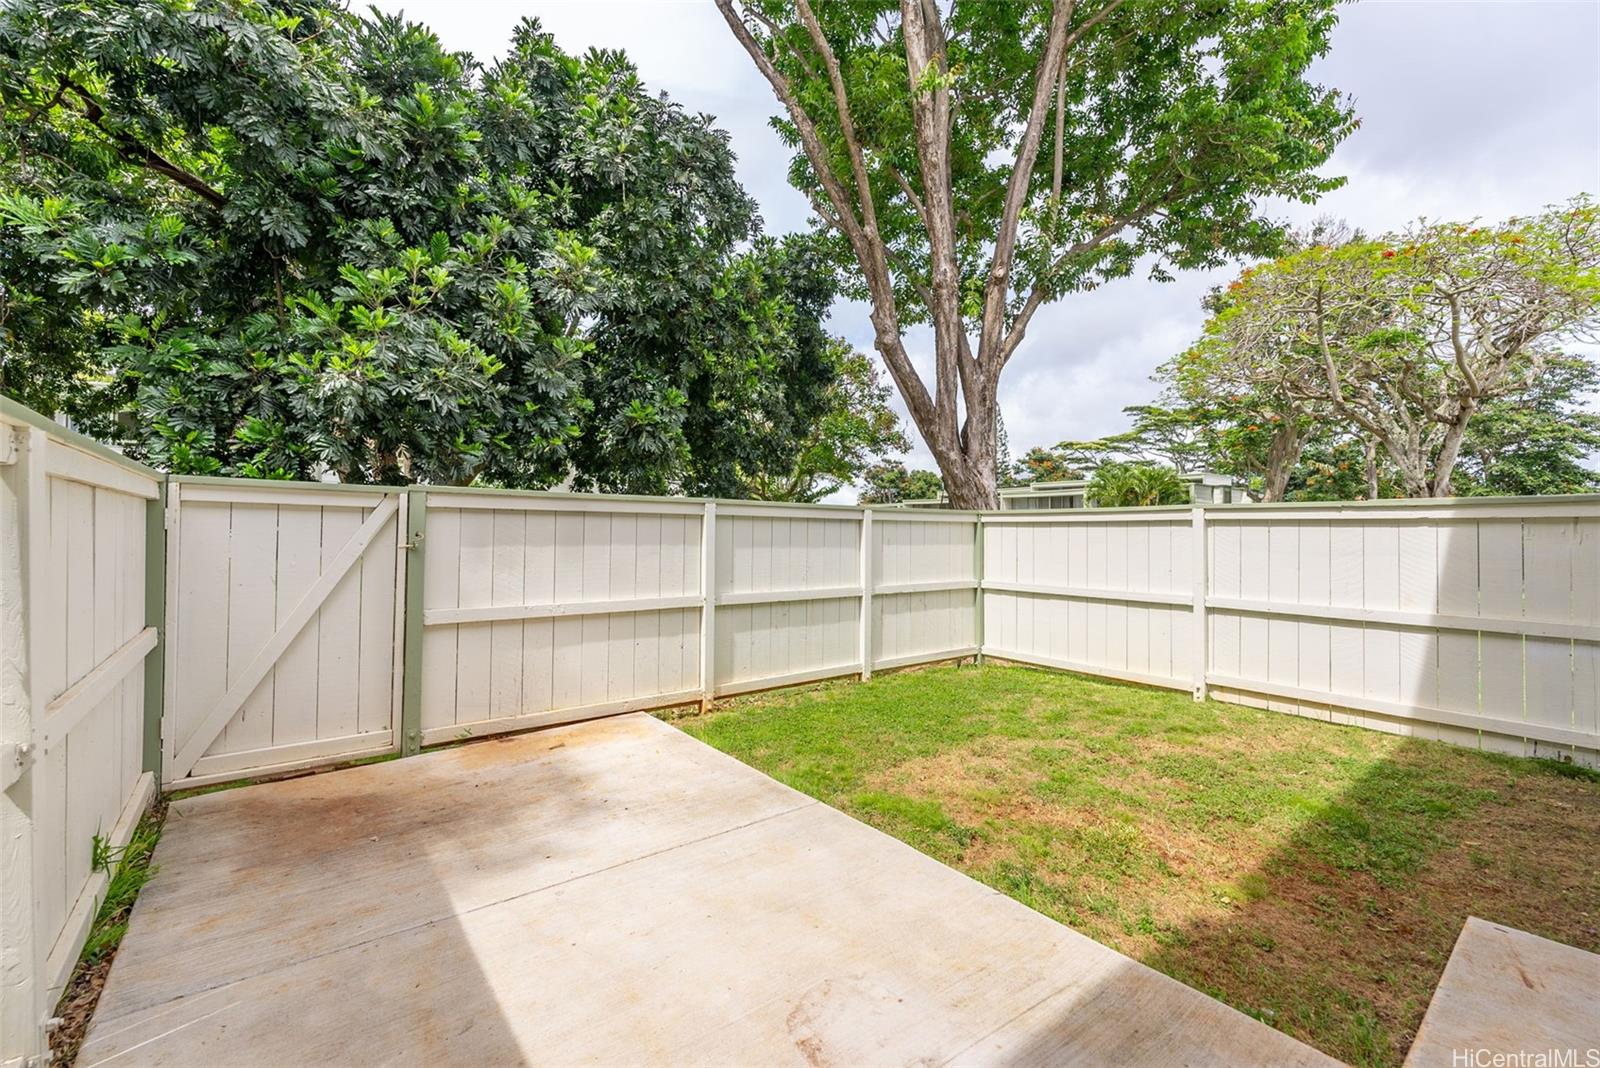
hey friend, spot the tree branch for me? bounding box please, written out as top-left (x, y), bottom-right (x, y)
top-left (714, 0), bottom-right (934, 431)
top-left (64, 81), bottom-right (225, 207)
top-left (887, 164), bottom-right (930, 231)
top-left (900, 0), bottom-right (966, 433)
top-left (978, 0), bottom-right (1078, 364)
top-left (1441, 285), bottom-right (1481, 395)
top-left (994, 196), bottom-right (1168, 370)
top-left (794, 0), bottom-right (883, 252)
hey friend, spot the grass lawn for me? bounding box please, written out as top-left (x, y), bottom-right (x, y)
top-left (664, 663), bottom-right (1600, 1067)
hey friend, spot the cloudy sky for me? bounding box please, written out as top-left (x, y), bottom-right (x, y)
top-left (371, 0), bottom-right (1600, 492)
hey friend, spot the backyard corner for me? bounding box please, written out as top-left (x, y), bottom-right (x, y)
top-left (664, 662), bottom-right (1600, 1068)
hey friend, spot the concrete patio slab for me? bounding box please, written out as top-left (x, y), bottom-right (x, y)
top-left (81, 713), bottom-right (1337, 1066)
top-left (1404, 917), bottom-right (1600, 1068)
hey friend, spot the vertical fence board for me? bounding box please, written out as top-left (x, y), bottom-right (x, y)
top-left (222, 504), bottom-right (276, 755)
top-left (420, 506), bottom-right (461, 733)
top-left (1524, 520), bottom-right (1575, 740)
top-left (1478, 520), bottom-right (1525, 743)
top-left (317, 508), bottom-right (363, 741)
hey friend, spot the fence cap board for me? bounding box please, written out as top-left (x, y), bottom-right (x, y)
top-left (172, 474), bottom-right (402, 495)
top-left (1203, 491), bottom-right (1600, 511)
top-left (1, 392), bottom-right (163, 481)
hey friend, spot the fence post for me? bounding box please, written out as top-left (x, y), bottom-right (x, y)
top-left (0, 424), bottom-right (45, 1065)
top-left (700, 501), bottom-right (717, 712)
top-left (399, 487), bottom-right (427, 756)
top-left (1191, 504), bottom-right (1209, 701)
top-left (973, 514), bottom-right (986, 665)
top-left (141, 479), bottom-right (167, 777)
top-left (859, 508), bottom-right (873, 680)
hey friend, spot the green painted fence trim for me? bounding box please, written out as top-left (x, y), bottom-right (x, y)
top-left (142, 480), bottom-right (167, 776)
top-left (400, 487), bottom-right (428, 756)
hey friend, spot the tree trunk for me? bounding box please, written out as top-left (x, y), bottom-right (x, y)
top-left (1428, 400), bottom-right (1476, 498)
top-left (1261, 420), bottom-right (1307, 502)
top-left (931, 417), bottom-right (999, 509)
top-left (1363, 439), bottom-right (1379, 500)
top-left (913, 351), bottom-right (1000, 510)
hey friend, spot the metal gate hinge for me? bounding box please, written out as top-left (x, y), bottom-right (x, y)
top-left (0, 427), bottom-right (20, 466)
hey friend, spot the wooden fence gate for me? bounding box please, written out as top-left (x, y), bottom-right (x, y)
top-left (162, 479), bottom-right (407, 789)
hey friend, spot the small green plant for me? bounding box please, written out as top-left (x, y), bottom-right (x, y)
top-left (1532, 757), bottom-right (1600, 783)
top-left (89, 829), bottom-right (112, 874)
top-left (1086, 462), bottom-right (1189, 508)
top-left (79, 817), bottom-right (162, 966)
top-left (51, 804), bottom-right (166, 1065)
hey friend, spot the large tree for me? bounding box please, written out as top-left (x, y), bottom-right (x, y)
top-left (1055, 403), bottom-right (1212, 474)
top-left (1012, 444), bottom-right (1081, 484)
top-left (715, 0), bottom-right (1354, 507)
top-left (0, 1), bottom-right (839, 492)
top-left (1203, 200), bottom-right (1600, 497)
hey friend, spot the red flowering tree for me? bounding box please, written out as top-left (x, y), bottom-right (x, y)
top-left (1170, 198), bottom-right (1600, 498)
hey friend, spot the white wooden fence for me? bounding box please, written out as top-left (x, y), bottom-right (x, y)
top-left (1200, 501), bottom-right (1600, 761)
top-left (1, 400), bottom-right (161, 1068)
top-left (982, 507), bottom-right (1201, 692)
top-left (154, 480), bottom-right (1600, 792)
top-left (198, 489), bottom-right (982, 767)
top-left (984, 500), bottom-right (1600, 765)
top-left (8, 383), bottom-right (1600, 1062)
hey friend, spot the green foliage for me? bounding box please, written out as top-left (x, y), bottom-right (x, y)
top-left (1453, 356), bottom-right (1600, 497)
top-left (738, 342), bottom-right (909, 502)
top-left (746, 0), bottom-right (1354, 323)
top-left (1085, 461), bottom-right (1187, 507)
top-left (1057, 405), bottom-right (1213, 474)
top-left (858, 460), bottom-right (944, 504)
top-left (0, 1), bottom-right (841, 492)
top-left (1285, 437), bottom-right (1388, 501)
